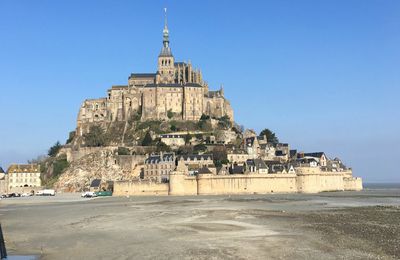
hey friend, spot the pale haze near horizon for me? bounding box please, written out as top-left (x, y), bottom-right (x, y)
top-left (0, 1), bottom-right (399, 182)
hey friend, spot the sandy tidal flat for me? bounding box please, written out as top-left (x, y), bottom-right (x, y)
top-left (1, 189), bottom-right (399, 260)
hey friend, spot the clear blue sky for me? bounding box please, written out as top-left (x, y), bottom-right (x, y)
top-left (1, 1), bottom-right (399, 182)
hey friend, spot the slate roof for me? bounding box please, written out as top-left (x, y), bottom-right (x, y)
top-left (275, 150), bottom-right (286, 156)
top-left (229, 165), bottom-right (244, 174)
top-left (145, 153), bottom-right (175, 164)
top-left (177, 154), bottom-right (213, 161)
top-left (297, 158), bottom-right (318, 164)
top-left (265, 160), bottom-right (283, 166)
top-left (289, 150), bottom-right (297, 158)
top-left (0, 167), bottom-right (4, 174)
top-left (269, 165), bottom-right (286, 173)
top-left (90, 179), bottom-right (101, 188)
top-left (303, 152), bottom-right (325, 158)
top-left (129, 73), bottom-right (156, 78)
top-left (159, 46), bottom-right (173, 57)
top-left (197, 167), bottom-right (212, 174)
top-left (246, 159), bottom-right (268, 169)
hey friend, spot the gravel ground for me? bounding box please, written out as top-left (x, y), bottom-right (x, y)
top-left (0, 189), bottom-right (399, 260)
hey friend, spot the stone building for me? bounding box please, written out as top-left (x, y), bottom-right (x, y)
top-left (7, 164), bottom-right (41, 190)
top-left (227, 149), bottom-right (249, 165)
top-left (300, 152), bottom-right (327, 167)
top-left (144, 153), bottom-right (176, 182)
top-left (76, 11), bottom-right (233, 137)
top-left (0, 167), bottom-right (8, 194)
top-left (160, 133), bottom-right (186, 148)
top-left (245, 159), bottom-right (268, 174)
top-left (176, 154), bottom-right (214, 168)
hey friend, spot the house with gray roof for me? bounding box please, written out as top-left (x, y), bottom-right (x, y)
top-left (245, 159), bottom-right (268, 174)
top-left (144, 152), bottom-right (176, 182)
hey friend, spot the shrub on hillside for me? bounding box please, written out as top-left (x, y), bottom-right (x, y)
top-left (83, 125), bottom-right (107, 147)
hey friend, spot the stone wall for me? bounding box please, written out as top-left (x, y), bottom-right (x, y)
top-left (196, 173), bottom-right (297, 195)
top-left (113, 180), bottom-right (169, 196)
top-left (114, 169), bottom-right (363, 196)
top-left (60, 146), bottom-right (118, 162)
top-left (343, 177), bottom-right (363, 191)
top-left (168, 174), bottom-right (198, 195)
top-left (8, 186), bottom-right (43, 194)
top-left (60, 146), bottom-right (154, 163)
top-left (296, 167), bottom-right (345, 193)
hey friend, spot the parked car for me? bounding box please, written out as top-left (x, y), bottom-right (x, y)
top-left (21, 192), bottom-right (33, 197)
top-left (36, 189), bottom-right (56, 196)
top-left (81, 191), bottom-right (97, 198)
top-left (7, 193), bottom-right (20, 198)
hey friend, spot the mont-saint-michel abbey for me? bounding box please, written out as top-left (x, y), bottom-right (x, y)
top-left (0, 11), bottom-right (362, 197)
top-left (76, 15), bottom-right (233, 137)
top-left (31, 11), bottom-right (358, 197)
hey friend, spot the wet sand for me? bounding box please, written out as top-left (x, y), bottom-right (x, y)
top-left (1, 189), bottom-right (399, 259)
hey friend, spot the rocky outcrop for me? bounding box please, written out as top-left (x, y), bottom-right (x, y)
top-left (55, 150), bottom-right (137, 192)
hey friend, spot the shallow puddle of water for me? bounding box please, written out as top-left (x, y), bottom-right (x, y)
top-left (6, 255), bottom-right (39, 260)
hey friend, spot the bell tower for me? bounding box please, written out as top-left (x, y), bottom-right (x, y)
top-left (157, 8), bottom-right (175, 84)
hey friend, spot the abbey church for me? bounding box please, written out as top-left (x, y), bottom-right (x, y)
top-left (77, 12), bottom-right (234, 136)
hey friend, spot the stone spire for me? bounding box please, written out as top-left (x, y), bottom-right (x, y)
top-left (160, 8), bottom-right (173, 57)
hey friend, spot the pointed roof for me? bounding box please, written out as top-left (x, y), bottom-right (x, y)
top-left (159, 8), bottom-right (173, 57)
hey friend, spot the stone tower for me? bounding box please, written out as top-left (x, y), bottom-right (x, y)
top-left (157, 8), bottom-right (175, 84)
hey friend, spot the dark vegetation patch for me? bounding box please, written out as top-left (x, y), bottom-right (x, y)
top-left (302, 206), bottom-right (400, 259)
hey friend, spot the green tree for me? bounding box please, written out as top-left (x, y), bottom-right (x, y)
top-left (217, 115), bottom-right (231, 129)
top-left (156, 141), bottom-right (171, 152)
top-left (185, 133), bottom-right (192, 145)
top-left (259, 128), bottom-right (279, 144)
top-left (170, 124), bottom-right (177, 131)
top-left (117, 147), bottom-right (130, 155)
top-left (177, 145), bottom-right (193, 155)
top-left (193, 144), bottom-right (207, 154)
top-left (83, 125), bottom-right (107, 147)
top-left (142, 131), bottom-right (153, 146)
top-left (167, 109), bottom-right (174, 119)
top-left (48, 141), bottom-right (62, 157)
top-left (52, 158), bottom-right (69, 177)
top-left (212, 146), bottom-right (228, 167)
top-left (200, 114), bottom-right (210, 120)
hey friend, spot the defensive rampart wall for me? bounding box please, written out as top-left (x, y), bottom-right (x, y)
top-left (343, 177), bottom-right (363, 191)
top-left (114, 181), bottom-right (168, 196)
top-left (114, 169), bottom-right (362, 196)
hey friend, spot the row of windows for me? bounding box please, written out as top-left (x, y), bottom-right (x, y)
top-left (161, 59), bottom-right (172, 66)
top-left (146, 170), bottom-right (171, 176)
top-left (11, 173), bottom-right (40, 177)
top-left (9, 178), bottom-right (40, 183)
top-left (146, 164), bottom-right (173, 169)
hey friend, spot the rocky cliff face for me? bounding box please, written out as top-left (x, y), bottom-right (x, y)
top-left (55, 150), bottom-right (137, 192)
